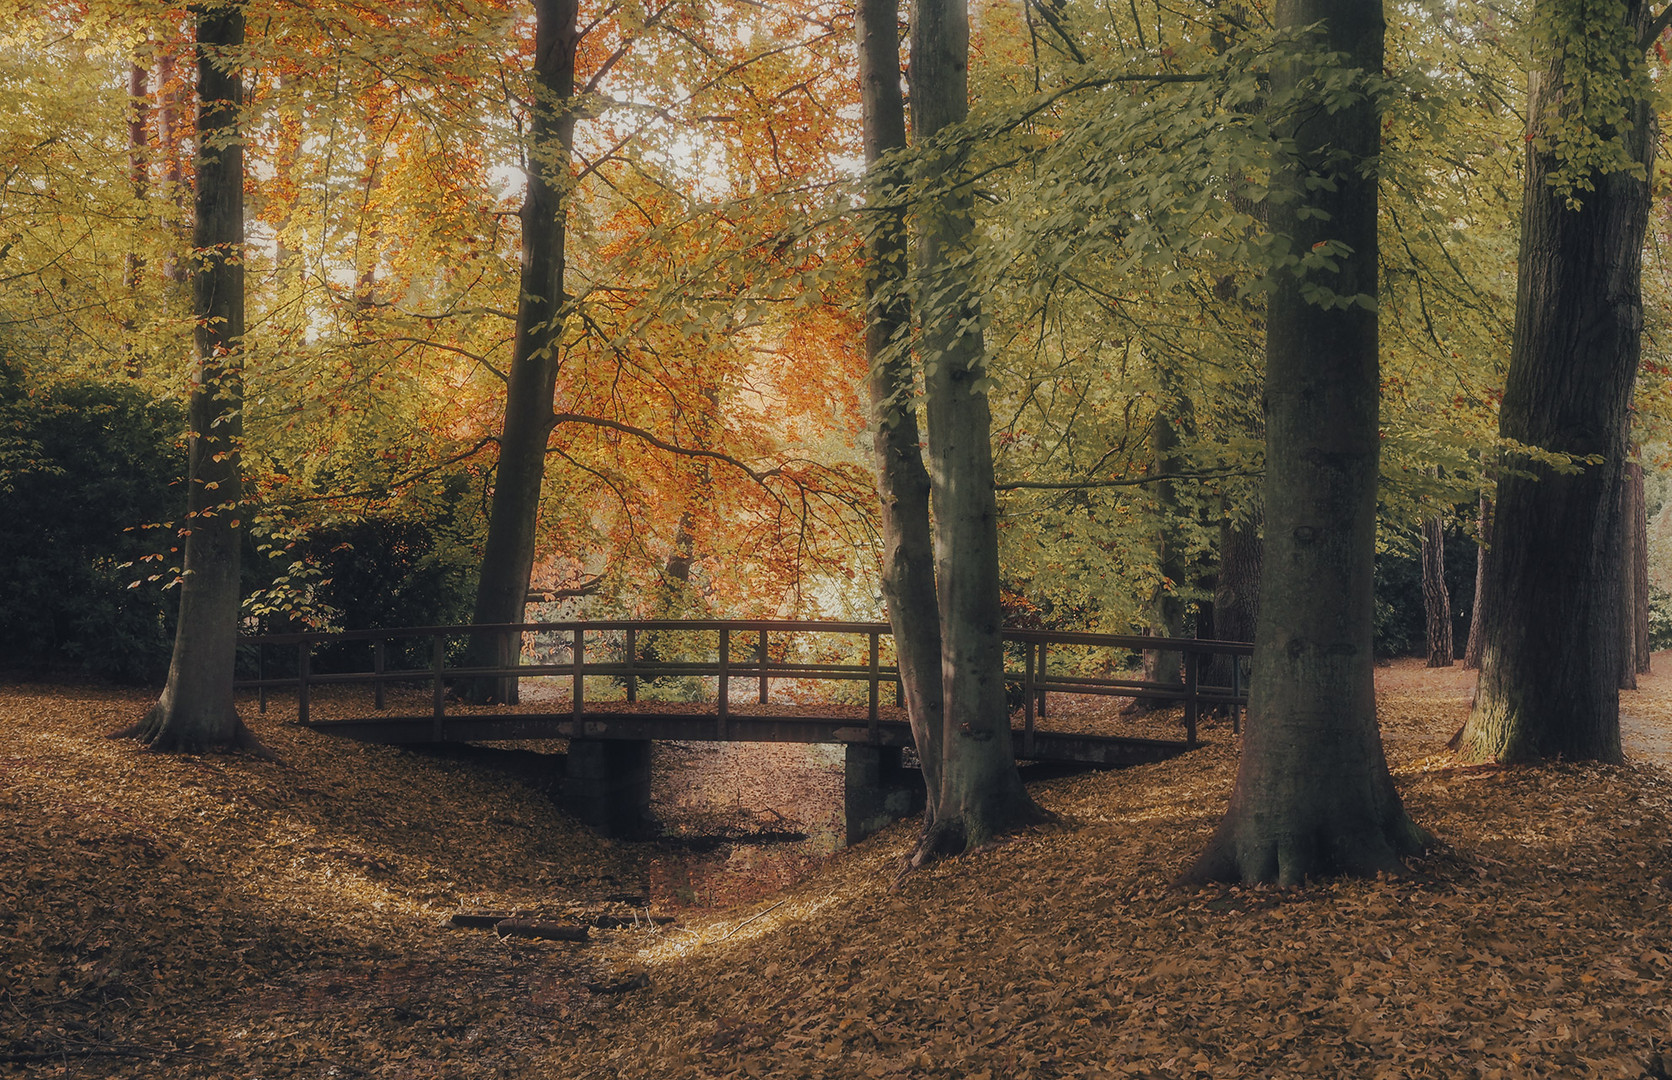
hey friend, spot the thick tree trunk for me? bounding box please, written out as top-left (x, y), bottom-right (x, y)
top-left (1456, 0), bottom-right (1654, 764)
top-left (1184, 0), bottom-right (1426, 885)
top-left (858, 0), bottom-right (944, 814)
top-left (1421, 515), bottom-right (1453, 667)
top-left (125, 0), bottom-right (257, 752)
top-left (910, 0), bottom-right (1039, 860)
top-left (467, 0), bottom-right (580, 704)
top-left (1462, 488), bottom-right (1492, 669)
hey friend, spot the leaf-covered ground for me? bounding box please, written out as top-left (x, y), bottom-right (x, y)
top-left (3, 661), bottom-right (1671, 1078)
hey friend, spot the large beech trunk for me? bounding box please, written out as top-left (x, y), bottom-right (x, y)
top-left (858, 0), bottom-right (944, 814)
top-left (127, 1), bottom-right (257, 752)
top-left (1462, 488), bottom-right (1492, 669)
top-left (1420, 515), bottom-right (1453, 667)
top-left (1184, 0), bottom-right (1426, 885)
top-left (1456, 0), bottom-right (1654, 764)
top-left (467, 0), bottom-right (580, 704)
top-left (910, 0), bottom-right (1038, 859)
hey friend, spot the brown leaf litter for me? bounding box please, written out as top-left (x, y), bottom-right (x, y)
top-left (2, 660), bottom-right (1671, 1078)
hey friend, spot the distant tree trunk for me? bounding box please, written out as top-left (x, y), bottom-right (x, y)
top-left (1629, 452), bottom-right (1651, 674)
top-left (1462, 488), bottom-right (1492, 669)
top-left (122, 0), bottom-right (259, 753)
top-left (1184, 0), bottom-right (1427, 885)
top-left (859, 0), bottom-right (944, 815)
top-left (909, 0), bottom-right (1040, 862)
top-left (1455, 0), bottom-right (1654, 764)
top-left (1621, 460), bottom-right (1639, 690)
top-left (1204, 507), bottom-right (1261, 690)
top-left (1421, 515), bottom-right (1453, 667)
top-left (1135, 401), bottom-right (1187, 709)
top-left (125, 60), bottom-right (149, 291)
top-left (467, 0), bottom-right (580, 704)
top-left (156, 48), bottom-right (188, 285)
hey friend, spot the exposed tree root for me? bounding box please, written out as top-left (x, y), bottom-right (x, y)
top-left (109, 706), bottom-right (279, 762)
top-left (1180, 812), bottom-right (1431, 888)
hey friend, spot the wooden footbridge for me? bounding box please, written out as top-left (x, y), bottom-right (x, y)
top-left (238, 620), bottom-right (1250, 843)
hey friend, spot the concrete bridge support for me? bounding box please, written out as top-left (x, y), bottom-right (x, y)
top-left (844, 744), bottom-right (924, 845)
top-left (563, 739), bottom-right (653, 838)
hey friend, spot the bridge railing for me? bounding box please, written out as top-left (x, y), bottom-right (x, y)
top-left (236, 620), bottom-right (1252, 748)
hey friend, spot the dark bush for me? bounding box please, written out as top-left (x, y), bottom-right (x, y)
top-left (0, 366), bottom-right (184, 681)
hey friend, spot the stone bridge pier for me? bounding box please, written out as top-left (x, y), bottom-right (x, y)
top-left (559, 738), bottom-right (924, 845)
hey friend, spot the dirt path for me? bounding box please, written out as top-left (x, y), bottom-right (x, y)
top-left (1374, 654), bottom-right (1672, 771)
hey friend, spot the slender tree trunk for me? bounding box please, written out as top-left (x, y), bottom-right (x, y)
top-left (1621, 459), bottom-right (1638, 690)
top-left (156, 48), bottom-right (188, 285)
top-left (1134, 401), bottom-right (1187, 709)
top-left (1184, 0), bottom-right (1426, 885)
top-left (467, 0), bottom-right (580, 704)
top-left (125, 60), bottom-right (149, 291)
top-left (910, 0), bottom-right (1039, 861)
top-left (858, 0), bottom-right (944, 813)
top-left (1204, 507), bottom-right (1261, 689)
top-left (123, 0), bottom-right (258, 753)
top-left (1462, 488), bottom-right (1492, 669)
top-left (1421, 515), bottom-right (1453, 667)
top-left (1630, 452), bottom-right (1651, 674)
top-left (1456, 0), bottom-right (1654, 764)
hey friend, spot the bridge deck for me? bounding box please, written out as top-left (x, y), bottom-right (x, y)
top-left (301, 704), bottom-right (1197, 769)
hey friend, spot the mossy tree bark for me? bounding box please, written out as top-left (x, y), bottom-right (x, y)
top-left (126, 0), bottom-right (260, 753)
top-left (909, 0), bottom-right (1041, 860)
top-left (467, 0), bottom-right (580, 705)
top-left (859, 0), bottom-right (944, 816)
top-left (1462, 487), bottom-right (1493, 669)
top-left (1184, 0), bottom-right (1428, 885)
top-left (1456, 0), bottom-right (1656, 764)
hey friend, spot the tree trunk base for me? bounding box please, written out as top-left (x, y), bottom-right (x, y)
top-left (111, 704), bottom-right (278, 760)
top-left (899, 791), bottom-right (1053, 878)
top-left (1180, 808), bottom-right (1429, 887)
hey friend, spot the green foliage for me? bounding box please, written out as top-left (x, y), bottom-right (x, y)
top-left (0, 362), bottom-right (183, 681)
top-left (1533, 0), bottom-right (1657, 205)
top-left (1649, 585), bottom-right (1672, 651)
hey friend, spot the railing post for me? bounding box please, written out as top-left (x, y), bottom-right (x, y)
top-left (625, 627), bottom-right (637, 702)
top-left (296, 641), bottom-right (310, 725)
top-left (1023, 639), bottom-right (1037, 758)
top-left (1037, 640), bottom-right (1047, 720)
top-left (717, 627), bottom-right (730, 740)
top-left (257, 644), bottom-right (266, 715)
top-left (1184, 647), bottom-right (1199, 747)
top-left (373, 638), bottom-right (386, 711)
top-left (572, 626), bottom-right (584, 722)
top-left (758, 628), bottom-right (769, 704)
top-left (432, 632), bottom-right (446, 741)
top-left (867, 630), bottom-right (880, 742)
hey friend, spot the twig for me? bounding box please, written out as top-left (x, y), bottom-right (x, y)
top-left (712, 900), bottom-right (786, 942)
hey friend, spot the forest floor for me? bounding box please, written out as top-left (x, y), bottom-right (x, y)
top-left (3, 660), bottom-right (1672, 1079)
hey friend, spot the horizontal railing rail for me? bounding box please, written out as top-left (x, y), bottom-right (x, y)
top-left (236, 620), bottom-right (1252, 749)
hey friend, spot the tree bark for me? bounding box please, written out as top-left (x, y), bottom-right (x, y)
top-left (858, 0), bottom-right (944, 815)
top-left (124, 0), bottom-right (257, 752)
top-left (1184, 0), bottom-right (1426, 885)
top-left (1456, 0), bottom-right (1654, 764)
top-left (1421, 515), bottom-right (1453, 667)
top-left (909, 0), bottom-right (1039, 861)
top-left (467, 0), bottom-right (580, 704)
top-left (1462, 488), bottom-right (1492, 669)
top-left (1204, 507), bottom-right (1261, 690)
top-left (1134, 401), bottom-right (1187, 709)
top-left (1629, 452), bottom-right (1651, 674)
